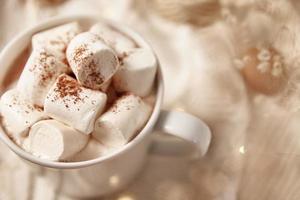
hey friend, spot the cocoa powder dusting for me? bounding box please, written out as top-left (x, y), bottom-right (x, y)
top-left (40, 70), bottom-right (54, 84)
top-left (54, 75), bottom-right (82, 103)
top-left (29, 50), bottom-right (52, 72)
top-left (73, 44), bottom-right (88, 63)
top-left (28, 50), bottom-right (58, 87)
top-left (86, 72), bottom-right (104, 86)
top-left (83, 60), bottom-right (105, 87)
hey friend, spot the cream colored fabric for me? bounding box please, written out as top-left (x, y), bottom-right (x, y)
top-left (0, 0), bottom-right (300, 199)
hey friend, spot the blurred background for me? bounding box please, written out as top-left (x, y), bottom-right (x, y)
top-left (1, 0), bottom-right (300, 199)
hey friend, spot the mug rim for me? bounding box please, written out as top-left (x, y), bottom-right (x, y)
top-left (0, 14), bottom-right (164, 169)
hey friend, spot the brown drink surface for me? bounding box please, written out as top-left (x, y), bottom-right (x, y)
top-left (2, 47), bottom-right (30, 90)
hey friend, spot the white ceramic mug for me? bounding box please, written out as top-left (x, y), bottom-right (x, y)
top-left (0, 15), bottom-right (211, 198)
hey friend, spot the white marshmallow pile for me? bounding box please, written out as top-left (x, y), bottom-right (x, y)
top-left (0, 21), bottom-right (157, 162)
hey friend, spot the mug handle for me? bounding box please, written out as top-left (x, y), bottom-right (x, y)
top-left (151, 110), bottom-right (211, 158)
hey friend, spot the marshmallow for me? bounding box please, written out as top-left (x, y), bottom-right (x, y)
top-left (32, 22), bottom-right (82, 54)
top-left (93, 94), bottom-right (152, 147)
top-left (44, 74), bottom-right (107, 134)
top-left (66, 32), bottom-right (119, 90)
top-left (113, 48), bottom-right (157, 97)
top-left (90, 23), bottom-right (137, 56)
top-left (17, 48), bottom-right (70, 107)
top-left (27, 120), bottom-right (88, 161)
top-left (0, 89), bottom-right (48, 145)
top-left (70, 139), bottom-right (107, 161)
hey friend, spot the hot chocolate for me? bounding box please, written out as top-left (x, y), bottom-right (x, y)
top-left (0, 21), bottom-right (157, 162)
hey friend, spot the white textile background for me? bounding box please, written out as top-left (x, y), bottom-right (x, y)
top-left (1, 0), bottom-right (300, 199)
